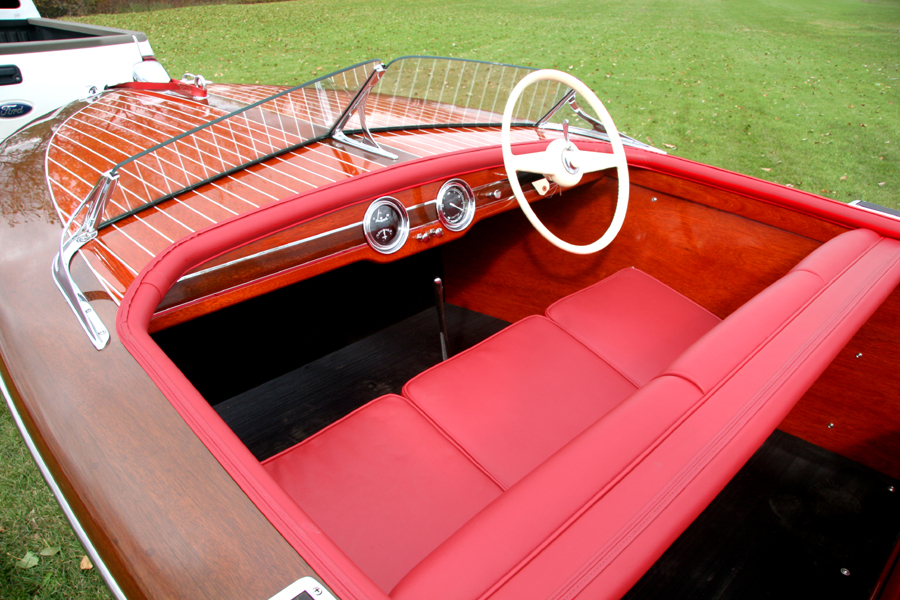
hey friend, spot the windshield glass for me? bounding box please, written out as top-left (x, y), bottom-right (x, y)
top-left (353, 56), bottom-right (570, 130)
top-left (97, 60), bottom-right (380, 228)
top-left (95, 57), bottom-right (572, 229)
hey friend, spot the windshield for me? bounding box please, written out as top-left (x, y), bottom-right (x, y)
top-left (94, 57), bottom-right (572, 229)
top-left (352, 56), bottom-right (569, 130)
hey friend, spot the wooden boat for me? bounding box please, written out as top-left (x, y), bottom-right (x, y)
top-left (2, 57), bottom-right (899, 600)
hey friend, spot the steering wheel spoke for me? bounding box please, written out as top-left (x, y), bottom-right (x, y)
top-left (510, 149), bottom-right (554, 175)
top-left (501, 69), bottom-right (630, 255)
top-left (579, 149), bottom-right (619, 173)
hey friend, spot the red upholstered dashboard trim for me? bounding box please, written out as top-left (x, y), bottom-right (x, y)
top-left (115, 132), bottom-right (900, 600)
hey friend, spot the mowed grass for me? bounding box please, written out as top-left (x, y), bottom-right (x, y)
top-left (0, 1), bottom-right (897, 599)
top-left (74, 0), bottom-right (900, 209)
top-left (0, 409), bottom-right (111, 599)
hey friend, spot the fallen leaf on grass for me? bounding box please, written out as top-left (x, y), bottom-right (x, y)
top-left (16, 551), bottom-right (39, 569)
top-left (879, 182), bottom-right (886, 186)
top-left (663, 143), bottom-right (677, 149)
top-left (840, 176), bottom-right (847, 181)
top-left (761, 168), bottom-right (771, 172)
top-left (80, 555), bottom-right (93, 570)
top-left (39, 546), bottom-right (60, 557)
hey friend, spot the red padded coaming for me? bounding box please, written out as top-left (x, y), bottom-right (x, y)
top-left (790, 227), bottom-right (883, 282)
top-left (545, 268), bottom-right (721, 387)
top-left (403, 315), bottom-right (638, 488)
top-left (113, 120), bottom-right (900, 600)
top-left (263, 395), bottom-right (502, 594)
top-left (390, 376), bottom-right (703, 600)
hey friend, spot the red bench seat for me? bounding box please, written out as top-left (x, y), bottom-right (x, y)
top-left (263, 394), bottom-right (503, 592)
top-left (264, 228), bottom-right (900, 600)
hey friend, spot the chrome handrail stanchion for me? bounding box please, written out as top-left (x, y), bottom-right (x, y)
top-left (51, 171), bottom-right (118, 350)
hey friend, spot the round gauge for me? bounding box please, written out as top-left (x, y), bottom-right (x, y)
top-left (363, 197), bottom-right (409, 254)
top-left (436, 179), bottom-right (475, 232)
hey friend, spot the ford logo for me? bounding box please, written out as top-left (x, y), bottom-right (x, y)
top-left (0, 102), bottom-right (33, 119)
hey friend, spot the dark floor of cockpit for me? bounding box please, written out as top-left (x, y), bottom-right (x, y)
top-left (216, 303), bottom-right (508, 461)
top-left (624, 428), bottom-right (900, 600)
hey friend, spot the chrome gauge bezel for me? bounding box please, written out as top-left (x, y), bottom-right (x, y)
top-left (363, 196), bottom-right (409, 254)
top-left (436, 179), bottom-right (476, 232)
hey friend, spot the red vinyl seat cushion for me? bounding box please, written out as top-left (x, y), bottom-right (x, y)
top-left (262, 394), bottom-right (503, 593)
top-left (403, 315), bottom-right (638, 488)
top-left (545, 268), bottom-right (721, 387)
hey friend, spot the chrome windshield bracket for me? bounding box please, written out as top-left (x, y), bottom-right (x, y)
top-left (566, 96), bottom-right (608, 135)
top-left (330, 64), bottom-right (399, 160)
top-left (51, 171), bottom-right (118, 350)
top-left (537, 91), bottom-right (660, 153)
top-left (536, 90), bottom-right (609, 135)
top-left (535, 88), bottom-right (577, 128)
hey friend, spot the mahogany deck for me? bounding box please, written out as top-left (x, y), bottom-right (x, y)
top-left (45, 87), bottom-right (553, 305)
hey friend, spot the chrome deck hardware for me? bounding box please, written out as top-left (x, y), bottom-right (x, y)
top-left (51, 171), bottom-right (118, 350)
top-left (330, 64), bottom-right (398, 160)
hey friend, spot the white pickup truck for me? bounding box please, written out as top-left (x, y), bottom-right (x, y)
top-left (0, 0), bottom-right (163, 140)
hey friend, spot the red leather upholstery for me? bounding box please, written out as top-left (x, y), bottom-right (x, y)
top-left (391, 375), bottom-right (703, 600)
top-left (403, 315), bottom-right (637, 488)
top-left (261, 229), bottom-right (900, 600)
top-left (394, 229), bottom-right (900, 600)
top-left (262, 394), bottom-right (502, 593)
top-left (546, 268), bottom-right (721, 387)
top-left (663, 228), bottom-right (887, 394)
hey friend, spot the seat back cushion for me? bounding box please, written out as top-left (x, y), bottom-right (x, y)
top-left (546, 268), bottom-right (721, 387)
top-left (263, 394), bottom-right (503, 593)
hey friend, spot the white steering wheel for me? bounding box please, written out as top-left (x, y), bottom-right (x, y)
top-left (501, 70), bottom-right (629, 254)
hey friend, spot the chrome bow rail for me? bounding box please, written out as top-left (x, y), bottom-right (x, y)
top-left (52, 172), bottom-right (118, 350)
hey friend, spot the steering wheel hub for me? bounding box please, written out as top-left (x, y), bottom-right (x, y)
top-left (562, 144), bottom-right (580, 175)
top-left (501, 70), bottom-right (630, 255)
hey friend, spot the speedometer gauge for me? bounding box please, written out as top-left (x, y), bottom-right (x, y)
top-left (436, 179), bottom-right (475, 232)
top-left (364, 197), bottom-right (409, 254)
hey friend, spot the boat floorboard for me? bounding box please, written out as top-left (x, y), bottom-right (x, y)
top-left (215, 304), bottom-right (509, 460)
top-left (625, 429), bottom-right (900, 599)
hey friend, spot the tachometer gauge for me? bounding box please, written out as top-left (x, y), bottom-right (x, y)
top-left (364, 197), bottom-right (409, 254)
top-left (436, 179), bottom-right (475, 232)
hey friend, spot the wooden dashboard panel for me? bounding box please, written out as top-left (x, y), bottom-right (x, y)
top-left (149, 169), bottom-right (601, 332)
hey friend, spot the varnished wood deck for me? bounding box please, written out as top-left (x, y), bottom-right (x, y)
top-left (45, 87), bottom-right (553, 304)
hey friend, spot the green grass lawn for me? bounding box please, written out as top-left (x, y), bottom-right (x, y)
top-left (1, 0), bottom-right (898, 598)
top-left (76, 0), bottom-right (900, 209)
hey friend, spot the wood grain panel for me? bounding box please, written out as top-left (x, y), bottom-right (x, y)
top-left (48, 88), bottom-right (554, 305)
top-left (629, 169), bottom-right (849, 243)
top-left (779, 284), bottom-right (900, 480)
top-left (442, 174), bottom-right (821, 323)
top-left (150, 168), bottom-right (587, 330)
